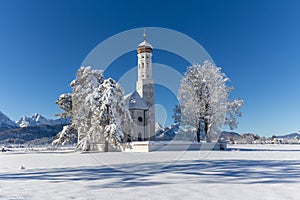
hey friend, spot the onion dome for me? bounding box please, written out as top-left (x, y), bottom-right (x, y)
top-left (137, 30), bottom-right (153, 53)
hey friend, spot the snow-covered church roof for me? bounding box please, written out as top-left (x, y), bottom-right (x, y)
top-left (124, 91), bottom-right (149, 110)
top-left (137, 41), bottom-right (153, 49)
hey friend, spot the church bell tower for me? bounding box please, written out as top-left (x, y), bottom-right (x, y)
top-left (136, 30), bottom-right (155, 140)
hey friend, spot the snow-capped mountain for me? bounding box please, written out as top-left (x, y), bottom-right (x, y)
top-left (0, 111), bottom-right (17, 131)
top-left (16, 113), bottom-right (48, 127)
top-left (155, 123), bottom-right (194, 141)
top-left (0, 111), bottom-right (70, 145)
top-left (15, 113), bottom-right (70, 128)
top-left (0, 124), bottom-right (67, 145)
top-left (155, 122), bottom-right (165, 133)
top-left (276, 132), bottom-right (300, 139)
top-left (219, 131), bottom-right (241, 140)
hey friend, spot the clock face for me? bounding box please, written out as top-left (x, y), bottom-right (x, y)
top-left (130, 98), bottom-right (136, 104)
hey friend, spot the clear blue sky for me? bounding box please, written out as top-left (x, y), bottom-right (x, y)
top-left (0, 0), bottom-right (299, 136)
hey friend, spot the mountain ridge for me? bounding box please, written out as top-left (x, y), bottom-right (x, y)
top-left (1, 111), bottom-right (70, 128)
top-left (0, 111), bottom-right (17, 132)
top-left (15, 113), bottom-right (70, 128)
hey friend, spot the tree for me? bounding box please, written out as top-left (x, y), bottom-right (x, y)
top-left (172, 104), bottom-right (181, 125)
top-left (87, 78), bottom-right (132, 151)
top-left (70, 66), bottom-right (105, 150)
top-left (225, 98), bottom-right (243, 130)
top-left (178, 61), bottom-right (243, 142)
top-left (71, 67), bottom-right (131, 151)
top-left (53, 66), bottom-right (132, 151)
top-left (53, 93), bottom-right (76, 146)
top-left (52, 124), bottom-right (77, 146)
top-left (55, 93), bottom-right (72, 118)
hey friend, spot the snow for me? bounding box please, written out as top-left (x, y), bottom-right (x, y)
top-left (137, 40), bottom-right (153, 49)
top-left (125, 91), bottom-right (149, 110)
top-left (0, 111), bottom-right (16, 127)
top-left (155, 122), bottom-right (164, 132)
top-left (70, 67), bottom-right (131, 150)
top-left (179, 61), bottom-right (243, 142)
top-left (1, 144), bottom-right (300, 199)
top-left (15, 113), bottom-right (70, 127)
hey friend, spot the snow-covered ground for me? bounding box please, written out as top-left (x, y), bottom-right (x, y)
top-left (1, 144), bottom-right (300, 200)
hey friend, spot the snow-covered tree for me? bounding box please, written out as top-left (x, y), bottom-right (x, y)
top-left (70, 66), bottom-right (105, 150)
top-left (70, 67), bottom-right (131, 151)
top-left (86, 78), bottom-right (132, 151)
top-left (52, 124), bottom-right (77, 145)
top-left (53, 93), bottom-right (76, 147)
top-left (225, 98), bottom-right (243, 130)
top-left (172, 104), bottom-right (181, 125)
top-left (53, 66), bottom-right (132, 151)
top-left (178, 61), bottom-right (243, 142)
top-left (55, 93), bottom-right (72, 118)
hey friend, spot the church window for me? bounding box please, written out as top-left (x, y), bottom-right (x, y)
top-left (138, 116), bottom-right (143, 122)
top-left (142, 63), bottom-right (144, 68)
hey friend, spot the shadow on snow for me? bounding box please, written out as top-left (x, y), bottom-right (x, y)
top-left (1, 159), bottom-right (300, 187)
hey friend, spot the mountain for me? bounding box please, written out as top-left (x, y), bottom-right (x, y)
top-left (0, 111), bottom-right (70, 145)
top-left (220, 131), bottom-right (241, 140)
top-left (16, 113), bottom-right (70, 127)
top-left (276, 132), bottom-right (300, 139)
top-left (0, 124), bottom-right (67, 145)
top-left (0, 111), bottom-right (17, 132)
top-left (155, 124), bottom-right (196, 141)
top-left (155, 122), bottom-right (165, 133)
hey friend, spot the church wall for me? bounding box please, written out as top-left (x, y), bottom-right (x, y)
top-left (131, 110), bottom-right (147, 141)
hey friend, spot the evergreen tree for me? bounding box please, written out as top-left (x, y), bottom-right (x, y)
top-left (53, 66), bottom-right (131, 151)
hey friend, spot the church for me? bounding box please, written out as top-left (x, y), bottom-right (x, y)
top-left (124, 33), bottom-right (155, 142)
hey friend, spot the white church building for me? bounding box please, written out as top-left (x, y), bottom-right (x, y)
top-left (124, 33), bottom-right (155, 142)
top-left (96, 33), bottom-right (225, 152)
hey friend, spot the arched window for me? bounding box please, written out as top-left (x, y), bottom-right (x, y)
top-left (138, 133), bottom-right (142, 141)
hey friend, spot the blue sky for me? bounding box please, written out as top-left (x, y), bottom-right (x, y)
top-left (0, 0), bottom-right (299, 136)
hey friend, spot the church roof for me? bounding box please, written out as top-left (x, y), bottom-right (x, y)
top-left (137, 40), bottom-right (153, 49)
top-left (124, 91), bottom-right (149, 110)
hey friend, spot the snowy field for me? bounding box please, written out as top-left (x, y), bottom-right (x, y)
top-left (1, 144), bottom-right (300, 200)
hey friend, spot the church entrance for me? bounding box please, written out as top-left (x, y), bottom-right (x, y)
top-left (138, 133), bottom-right (142, 141)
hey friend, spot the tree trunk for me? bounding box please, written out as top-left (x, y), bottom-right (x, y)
top-left (104, 140), bottom-right (108, 152)
top-left (196, 127), bottom-right (201, 143)
top-left (205, 120), bottom-right (211, 143)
